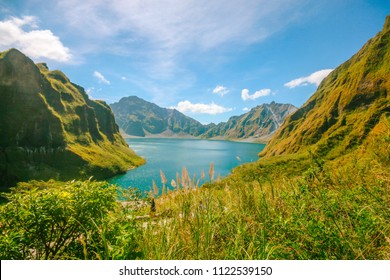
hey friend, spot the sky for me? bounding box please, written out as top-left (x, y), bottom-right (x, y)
top-left (0, 0), bottom-right (389, 124)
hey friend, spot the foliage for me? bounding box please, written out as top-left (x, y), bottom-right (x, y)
top-left (110, 96), bottom-right (207, 137)
top-left (134, 140), bottom-right (389, 259)
top-left (0, 180), bottom-right (142, 260)
top-left (111, 96), bottom-right (297, 142)
top-left (202, 102), bottom-right (297, 141)
top-left (261, 16), bottom-right (390, 158)
top-left (0, 128), bottom-right (388, 260)
top-left (1, 17), bottom-right (389, 261)
top-left (0, 49), bottom-right (144, 188)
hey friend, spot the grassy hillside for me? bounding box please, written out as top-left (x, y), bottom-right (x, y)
top-left (0, 49), bottom-right (144, 187)
top-left (113, 15), bottom-right (390, 259)
top-left (261, 16), bottom-right (390, 159)
top-left (1, 130), bottom-right (388, 259)
top-left (130, 111), bottom-right (388, 259)
top-left (0, 17), bottom-right (389, 260)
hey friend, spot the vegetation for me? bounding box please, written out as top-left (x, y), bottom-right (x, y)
top-left (1, 127), bottom-right (388, 260)
top-left (1, 16), bottom-right (389, 261)
top-left (0, 49), bottom-right (144, 187)
top-left (202, 102), bottom-right (297, 142)
top-left (261, 15), bottom-right (390, 158)
top-left (110, 96), bottom-right (208, 137)
top-left (0, 180), bottom-right (142, 260)
top-left (134, 124), bottom-right (389, 259)
top-left (111, 96), bottom-right (296, 142)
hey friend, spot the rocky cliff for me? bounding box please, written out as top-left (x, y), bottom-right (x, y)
top-left (202, 102), bottom-right (297, 142)
top-left (261, 16), bottom-right (390, 158)
top-left (111, 96), bottom-right (207, 137)
top-left (111, 96), bottom-right (296, 142)
top-left (0, 49), bottom-right (144, 187)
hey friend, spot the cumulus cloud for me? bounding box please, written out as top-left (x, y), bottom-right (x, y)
top-left (0, 16), bottom-right (71, 62)
top-left (93, 71), bottom-right (110, 84)
top-left (173, 100), bottom-right (232, 115)
top-left (284, 69), bottom-right (333, 88)
top-left (212, 85), bottom-right (229, 96)
top-left (243, 107), bottom-right (250, 111)
top-left (241, 88), bottom-right (271, 101)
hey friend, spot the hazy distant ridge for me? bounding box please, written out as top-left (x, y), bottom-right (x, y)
top-left (110, 96), bottom-right (297, 142)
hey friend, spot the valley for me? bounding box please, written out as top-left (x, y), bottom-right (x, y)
top-left (110, 96), bottom-right (297, 143)
top-left (0, 11), bottom-right (389, 261)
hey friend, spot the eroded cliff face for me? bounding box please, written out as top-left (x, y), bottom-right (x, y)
top-left (111, 96), bottom-right (207, 137)
top-left (201, 102), bottom-right (297, 142)
top-left (111, 96), bottom-right (297, 142)
top-left (0, 49), bottom-right (144, 188)
top-left (261, 16), bottom-right (390, 158)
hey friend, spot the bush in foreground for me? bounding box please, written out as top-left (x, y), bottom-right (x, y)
top-left (0, 180), bottom-right (141, 260)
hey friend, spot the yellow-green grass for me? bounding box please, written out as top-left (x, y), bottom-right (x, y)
top-left (131, 117), bottom-right (389, 259)
top-left (1, 128), bottom-right (388, 259)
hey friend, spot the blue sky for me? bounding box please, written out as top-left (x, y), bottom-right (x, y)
top-left (0, 0), bottom-right (389, 124)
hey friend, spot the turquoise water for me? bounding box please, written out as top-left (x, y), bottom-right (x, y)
top-left (109, 138), bottom-right (265, 194)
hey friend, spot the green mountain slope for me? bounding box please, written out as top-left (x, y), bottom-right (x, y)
top-left (202, 102), bottom-right (297, 142)
top-left (0, 49), bottom-right (144, 187)
top-left (261, 16), bottom-right (390, 158)
top-left (1, 18), bottom-right (389, 261)
top-left (110, 96), bottom-right (207, 137)
top-left (111, 96), bottom-right (296, 142)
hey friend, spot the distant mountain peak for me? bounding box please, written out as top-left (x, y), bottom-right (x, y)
top-left (3, 48), bottom-right (25, 57)
top-left (110, 97), bottom-right (206, 137)
top-left (111, 98), bottom-right (297, 142)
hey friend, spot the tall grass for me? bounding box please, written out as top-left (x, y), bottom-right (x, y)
top-left (1, 133), bottom-right (388, 260)
top-left (134, 148), bottom-right (389, 259)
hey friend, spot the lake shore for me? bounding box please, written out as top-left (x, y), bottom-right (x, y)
top-left (109, 138), bottom-right (266, 192)
top-left (121, 130), bottom-right (269, 144)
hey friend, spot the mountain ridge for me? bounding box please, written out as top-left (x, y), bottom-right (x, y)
top-left (111, 96), bottom-right (208, 138)
top-left (260, 15), bottom-right (390, 158)
top-left (0, 49), bottom-right (144, 187)
top-left (110, 96), bottom-right (297, 142)
top-left (202, 101), bottom-right (297, 142)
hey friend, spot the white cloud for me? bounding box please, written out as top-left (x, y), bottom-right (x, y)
top-left (53, 0), bottom-right (305, 77)
top-left (243, 107), bottom-right (250, 111)
top-left (57, 0), bottom-right (291, 49)
top-left (0, 16), bottom-right (71, 62)
top-left (85, 87), bottom-right (94, 98)
top-left (93, 71), bottom-right (110, 84)
top-left (173, 100), bottom-right (233, 115)
top-left (241, 88), bottom-right (271, 101)
top-left (284, 69), bottom-right (334, 88)
top-left (85, 87), bottom-right (104, 99)
top-left (212, 85), bottom-right (229, 96)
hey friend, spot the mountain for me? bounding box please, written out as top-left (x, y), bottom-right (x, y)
top-left (201, 102), bottom-right (297, 142)
top-left (261, 16), bottom-right (390, 158)
top-left (0, 49), bottom-right (145, 187)
top-left (111, 96), bottom-right (296, 142)
top-left (110, 96), bottom-right (208, 137)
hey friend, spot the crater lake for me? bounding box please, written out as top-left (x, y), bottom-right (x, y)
top-left (109, 138), bottom-right (265, 194)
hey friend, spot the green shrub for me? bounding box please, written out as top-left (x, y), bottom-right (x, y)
top-left (0, 180), bottom-right (141, 260)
